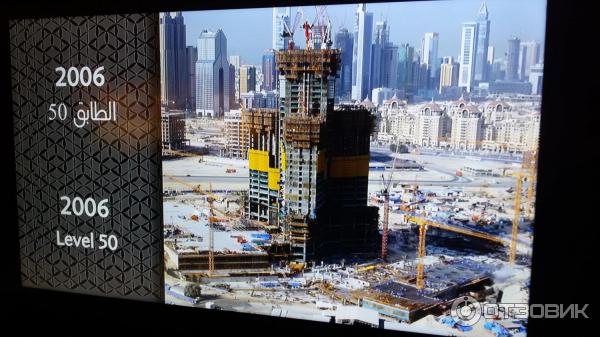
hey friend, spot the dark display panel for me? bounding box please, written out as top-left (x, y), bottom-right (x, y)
top-left (10, 14), bottom-right (164, 301)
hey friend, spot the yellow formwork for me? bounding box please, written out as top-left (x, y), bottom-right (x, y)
top-left (329, 155), bottom-right (369, 178)
top-left (268, 167), bottom-right (280, 191)
top-left (248, 149), bottom-right (269, 172)
top-left (280, 144), bottom-right (287, 171)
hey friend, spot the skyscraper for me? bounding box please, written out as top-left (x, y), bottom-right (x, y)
top-left (229, 63), bottom-right (237, 108)
top-left (439, 56), bottom-right (459, 93)
top-left (239, 65), bottom-right (257, 94)
top-left (274, 45), bottom-right (379, 261)
top-left (351, 3), bottom-right (374, 101)
top-left (262, 50), bottom-right (277, 91)
top-left (380, 43), bottom-right (398, 89)
top-left (397, 43), bottom-right (417, 94)
top-left (196, 29), bottom-right (230, 118)
top-left (421, 32), bottom-right (439, 88)
top-left (334, 28), bottom-right (354, 100)
top-left (272, 7), bottom-right (291, 51)
top-left (186, 46), bottom-right (197, 111)
top-left (370, 19), bottom-right (389, 89)
top-left (506, 37), bottom-right (521, 81)
top-left (160, 12), bottom-right (188, 109)
top-left (518, 41), bottom-right (541, 80)
top-left (528, 63), bottom-right (544, 95)
top-left (458, 22), bottom-right (478, 92)
top-left (229, 55), bottom-right (241, 100)
top-left (473, 2), bottom-right (490, 83)
top-left (486, 46), bottom-right (495, 82)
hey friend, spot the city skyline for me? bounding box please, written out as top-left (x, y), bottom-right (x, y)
top-left (182, 0), bottom-right (546, 65)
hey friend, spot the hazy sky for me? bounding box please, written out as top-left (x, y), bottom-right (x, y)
top-left (182, 0), bottom-right (547, 65)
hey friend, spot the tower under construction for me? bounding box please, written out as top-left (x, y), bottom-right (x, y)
top-left (243, 109), bottom-right (280, 228)
top-left (245, 26), bottom-right (380, 262)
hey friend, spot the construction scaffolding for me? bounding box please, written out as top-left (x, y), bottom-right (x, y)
top-left (243, 108), bottom-right (281, 226)
top-left (242, 108), bottom-right (278, 133)
top-left (275, 49), bottom-right (341, 81)
top-left (283, 115), bottom-right (324, 149)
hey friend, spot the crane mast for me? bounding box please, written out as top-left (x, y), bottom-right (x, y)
top-left (509, 173), bottom-right (523, 264)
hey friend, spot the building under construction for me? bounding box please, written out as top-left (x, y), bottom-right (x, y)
top-left (243, 108), bottom-right (281, 227)
top-left (243, 40), bottom-right (379, 261)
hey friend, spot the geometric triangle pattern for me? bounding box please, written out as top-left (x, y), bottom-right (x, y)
top-left (9, 14), bottom-right (164, 302)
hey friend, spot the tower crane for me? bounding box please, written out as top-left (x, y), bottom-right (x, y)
top-left (164, 175), bottom-right (221, 275)
top-left (281, 9), bottom-right (303, 50)
top-left (404, 215), bottom-right (508, 289)
top-left (380, 138), bottom-right (405, 261)
top-left (524, 150), bottom-right (538, 221)
top-left (508, 172), bottom-right (523, 265)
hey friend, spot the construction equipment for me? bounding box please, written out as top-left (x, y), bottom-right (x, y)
top-left (523, 150), bottom-right (538, 221)
top-left (509, 173), bottom-right (523, 264)
top-left (507, 150), bottom-right (537, 264)
top-left (165, 175), bottom-right (222, 275)
top-left (281, 9), bottom-right (303, 50)
top-left (380, 138), bottom-right (404, 261)
top-left (404, 215), bottom-right (507, 289)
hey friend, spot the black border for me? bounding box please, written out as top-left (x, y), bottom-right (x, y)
top-left (1, 0), bottom-right (595, 336)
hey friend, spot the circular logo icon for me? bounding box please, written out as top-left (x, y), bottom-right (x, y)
top-left (451, 296), bottom-right (482, 326)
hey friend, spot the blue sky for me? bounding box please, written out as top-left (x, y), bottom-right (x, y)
top-left (182, 0), bottom-right (547, 65)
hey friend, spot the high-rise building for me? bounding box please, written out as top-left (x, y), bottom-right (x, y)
top-left (224, 110), bottom-right (248, 159)
top-left (229, 55), bottom-right (241, 100)
top-left (421, 32), bottom-right (439, 88)
top-left (370, 19), bottom-right (389, 90)
top-left (272, 7), bottom-right (291, 51)
top-left (262, 50), bottom-right (277, 91)
top-left (229, 63), bottom-right (237, 108)
top-left (528, 63), bottom-right (544, 95)
top-left (474, 2), bottom-right (490, 83)
top-left (369, 19), bottom-right (398, 92)
top-left (439, 56), bottom-right (459, 93)
top-left (518, 41), bottom-right (541, 80)
top-left (458, 22), bottom-right (478, 92)
top-left (380, 44), bottom-right (399, 89)
top-left (239, 65), bottom-right (257, 95)
top-left (161, 110), bottom-right (188, 155)
top-left (351, 3), bottom-right (374, 101)
top-left (243, 32), bottom-right (380, 261)
top-left (397, 43), bottom-right (417, 95)
top-left (487, 46), bottom-right (495, 64)
top-left (160, 12), bottom-right (188, 109)
top-left (334, 28), bottom-right (354, 100)
top-left (506, 37), bottom-right (521, 81)
top-left (486, 45), bottom-right (495, 80)
top-left (275, 46), bottom-right (379, 260)
top-left (186, 46), bottom-right (197, 111)
top-left (195, 29), bottom-right (230, 118)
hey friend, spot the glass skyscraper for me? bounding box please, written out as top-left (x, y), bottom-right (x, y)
top-left (334, 27), bottom-right (353, 100)
top-left (351, 3), bottom-right (374, 101)
top-left (473, 2), bottom-right (490, 83)
top-left (160, 12), bottom-right (187, 109)
top-left (272, 7), bottom-right (291, 51)
top-left (458, 22), bottom-right (478, 92)
top-left (196, 29), bottom-right (230, 117)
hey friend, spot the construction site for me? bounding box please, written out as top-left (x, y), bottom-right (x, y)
top-left (161, 8), bottom-right (537, 337)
